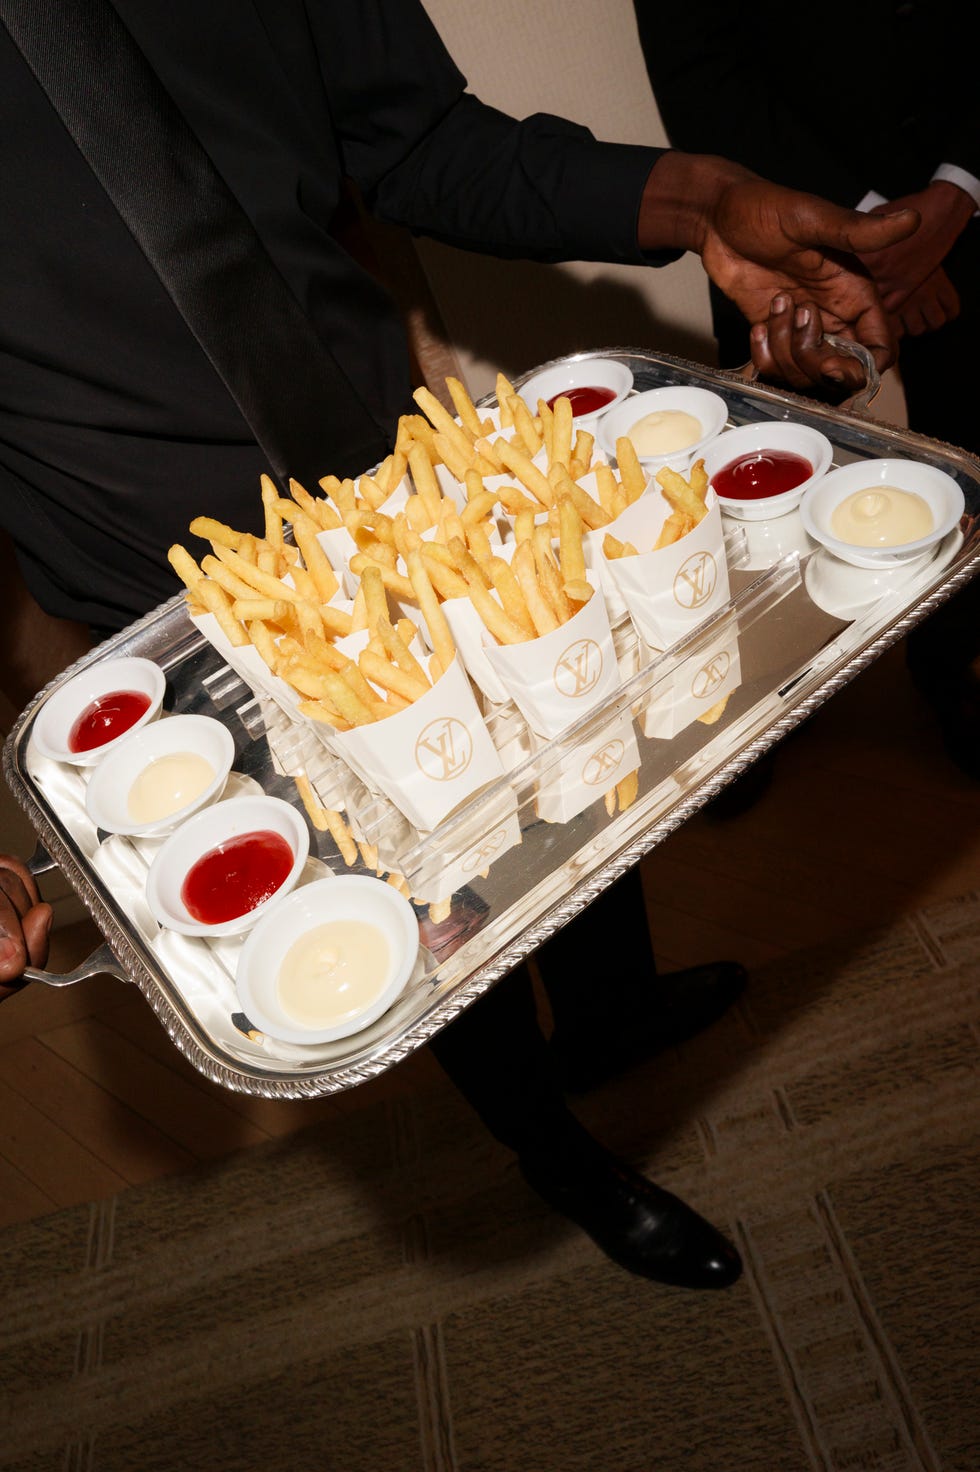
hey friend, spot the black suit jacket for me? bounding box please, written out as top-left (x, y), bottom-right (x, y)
top-left (0, 0), bottom-right (665, 630)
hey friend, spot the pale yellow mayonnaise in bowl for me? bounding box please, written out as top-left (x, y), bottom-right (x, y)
top-left (800, 457), bottom-right (965, 568)
top-left (598, 385), bottom-right (729, 474)
top-left (84, 711), bottom-right (235, 837)
top-left (236, 876), bottom-right (421, 1044)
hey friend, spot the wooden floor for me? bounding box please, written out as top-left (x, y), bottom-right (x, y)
top-left (2, 634), bottom-right (979, 1230)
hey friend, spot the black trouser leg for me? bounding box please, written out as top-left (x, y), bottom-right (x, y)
top-left (428, 868), bottom-right (654, 1153)
top-left (535, 866), bottom-right (656, 1027)
top-left (428, 960), bottom-right (580, 1156)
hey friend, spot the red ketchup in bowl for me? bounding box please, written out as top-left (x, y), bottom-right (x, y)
top-left (545, 384), bottom-right (617, 417)
top-left (181, 829), bottom-right (295, 925)
top-left (68, 689), bottom-right (152, 753)
top-left (712, 448), bottom-right (813, 502)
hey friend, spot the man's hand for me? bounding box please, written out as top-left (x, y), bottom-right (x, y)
top-left (890, 268), bottom-right (961, 338)
top-left (639, 153), bottom-right (920, 389)
top-left (861, 182), bottom-right (974, 313)
top-left (0, 855), bottom-right (52, 1001)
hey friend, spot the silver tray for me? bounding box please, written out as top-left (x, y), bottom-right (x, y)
top-left (5, 347), bottom-right (979, 1098)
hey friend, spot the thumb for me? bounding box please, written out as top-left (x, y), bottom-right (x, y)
top-left (840, 206), bottom-right (920, 254)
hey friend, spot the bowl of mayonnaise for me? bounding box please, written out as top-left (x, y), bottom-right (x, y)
top-left (598, 384), bottom-right (729, 476)
top-left (235, 875), bottom-right (421, 1044)
top-left (84, 711), bottom-right (236, 838)
top-left (799, 457), bottom-right (965, 568)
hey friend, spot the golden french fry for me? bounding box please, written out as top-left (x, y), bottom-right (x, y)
top-left (197, 578), bottom-right (248, 646)
top-left (536, 398), bottom-right (554, 464)
top-left (420, 547), bottom-right (470, 602)
top-left (496, 483), bottom-right (540, 516)
top-left (465, 519), bottom-right (494, 566)
top-left (562, 579), bottom-right (593, 606)
top-left (653, 510), bottom-right (692, 550)
top-left (697, 693), bottom-right (731, 725)
top-left (297, 699), bottom-right (351, 732)
top-left (376, 614), bottom-right (430, 687)
top-left (509, 395), bottom-right (543, 457)
top-left (167, 543), bottom-right (205, 597)
top-left (656, 464), bottom-right (708, 525)
top-left (690, 457), bottom-right (709, 503)
top-left (323, 806), bottom-right (359, 865)
top-left (349, 552), bottom-right (415, 603)
top-left (318, 669), bottom-right (377, 727)
top-left (200, 553), bottom-right (263, 602)
top-left (446, 376), bottom-right (487, 438)
top-left (495, 438), bottom-right (554, 507)
top-left (293, 512), bottom-right (340, 604)
top-left (594, 463), bottom-right (627, 521)
top-left (486, 556), bottom-right (536, 639)
top-left (461, 570), bottom-right (528, 646)
top-left (407, 440), bottom-right (444, 526)
top-left (407, 548), bottom-right (456, 673)
top-left (413, 385), bottom-right (477, 459)
top-left (495, 372), bottom-right (518, 426)
top-left (615, 435), bottom-right (648, 503)
top-left (359, 647), bottom-right (430, 703)
top-left (359, 562), bottom-right (389, 637)
top-left (210, 544), bottom-right (302, 603)
top-left (570, 428), bottom-right (595, 479)
top-left (601, 533), bottom-right (638, 559)
top-left (552, 470), bottom-right (612, 531)
top-left (428, 896), bottom-right (452, 926)
top-left (461, 487), bottom-right (498, 525)
top-left (260, 473), bottom-right (285, 553)
top-left (231, 596), bottom-right (291, 625)
top-left (512, 540), bottom-right (560, 637)
top-left (188, 515), bottom-right (249, 552)
top-left (533, 526), bottom-right (575, 624)
top-left (245, 617), bottom-right (281, 669)
top-left (557, 495), bottom-right (587, 589)
top-left (549, 394), bottom-right (574, 471)
top-left (293, 772), bottom-right (332, 832)
top-left (318, 474), bottom-right (357, 522)
top-left (615, 769), bottom-right (639, 810)
top-left (318, 602), bottom-right (354, 639)
top-left (513, 507), bottom-right (537, 544)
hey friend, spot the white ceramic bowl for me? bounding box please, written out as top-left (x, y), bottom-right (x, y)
top-left (236, 875), bottom-right (421, 1044)
top-left (516, 356), bottom-right (633, 425)
top-left (703, 420), bottom-right (834, 521)
top-left (145, 794), bottom-right (310, 938)
top-left (84, 713), bottom-right (236, 837)
top-left (598, 385), bottom-right (729, 473)
top-left (30, 656), bottom-right (166, 768)
top-left (800, 457), bottom-right (965, 568)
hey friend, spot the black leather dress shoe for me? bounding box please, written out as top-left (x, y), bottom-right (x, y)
top-left (519, 1144), bottom-right (742, 1289)
top-left (549, 960), bottom-right (748, 1094)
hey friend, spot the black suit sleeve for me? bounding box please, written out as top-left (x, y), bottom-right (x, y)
top-left (308, 0), bottom-right (674, 267)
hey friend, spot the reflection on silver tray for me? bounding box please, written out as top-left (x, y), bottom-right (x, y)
top-left (4, 348), bottom-right (980, 1099)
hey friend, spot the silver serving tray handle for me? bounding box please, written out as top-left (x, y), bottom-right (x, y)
top-left (21, 843), bottom-right (129, 987)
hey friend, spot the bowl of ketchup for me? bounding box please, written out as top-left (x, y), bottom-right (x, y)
top-left (145, 793), bottom-right (310, 937)
top-left (29, 656), bottom-right (167, 768)
top-left (702, 419), bottom-right (834, 521)
top-left (515, 355), bottom-right (633, 427)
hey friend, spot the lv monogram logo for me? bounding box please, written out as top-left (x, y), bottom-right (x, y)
top-left (415, 716), bottom-right (473, 782)
top-left (462, 826), bottom-right (510, 873)
top-left (673, 549), bottom-right (718, 609)
top-left (554, 637), bottom-right (603, 699)
top-left (692, 650), bottom-right (732, 699)
top-left (582, 738), bottom-right (626, 786)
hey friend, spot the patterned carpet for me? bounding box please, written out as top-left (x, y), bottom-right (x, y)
top-left (2, 892), bottom-right (979, 1471)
